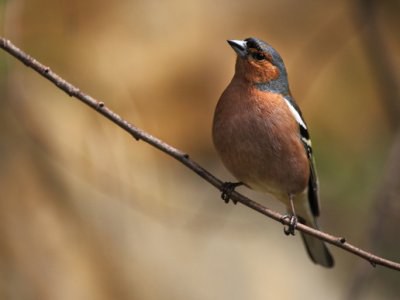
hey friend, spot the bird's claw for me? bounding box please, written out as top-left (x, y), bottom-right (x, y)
top-left (281, 214), bottom-right (298, 236)
top-left (221, 182), bottom-right (242, 204)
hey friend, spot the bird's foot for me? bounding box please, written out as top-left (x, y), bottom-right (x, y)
top-left (280, 214), bottom-right (298, 236)
top-left (221, 182), bottom-right (243, 204)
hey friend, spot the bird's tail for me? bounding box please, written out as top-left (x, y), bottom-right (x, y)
top-left (294, 201), bottom-right (334, 268)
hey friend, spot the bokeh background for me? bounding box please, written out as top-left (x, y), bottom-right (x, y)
top-left (1, 0), bottom-right (400, 299)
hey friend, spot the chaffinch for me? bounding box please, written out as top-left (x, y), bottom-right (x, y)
top-left (212, 37), bottom-right (334, 268)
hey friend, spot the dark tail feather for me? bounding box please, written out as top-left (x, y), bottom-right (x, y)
top-left (299, 216), bottom-right (334, 268)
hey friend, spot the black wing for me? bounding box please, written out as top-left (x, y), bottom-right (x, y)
top-left (302, 132), bottom-right (320, 217)
top-left (285, 96), bottom-right (320, 217)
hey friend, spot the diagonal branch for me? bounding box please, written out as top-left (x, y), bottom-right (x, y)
top-left (1, 37), bottom-right (399, 271)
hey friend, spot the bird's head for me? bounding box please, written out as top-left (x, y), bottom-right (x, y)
top-left (227, 37), bottom-right (288, 87)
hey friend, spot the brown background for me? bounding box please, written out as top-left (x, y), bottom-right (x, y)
top-left (1, 0), bottom-right (400, 299)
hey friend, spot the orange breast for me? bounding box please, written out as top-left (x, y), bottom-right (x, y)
top-left (212, 81), bottom-right (309, 200)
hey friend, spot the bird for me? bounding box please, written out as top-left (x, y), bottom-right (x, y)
top-left (212, 37), bottom-right (334, 268)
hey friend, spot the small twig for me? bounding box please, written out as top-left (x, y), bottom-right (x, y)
top-left (1, 37), bottom-right (399, 271)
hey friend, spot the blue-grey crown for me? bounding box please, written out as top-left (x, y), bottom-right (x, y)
top-left (245, 37), bottom-right (286, 73)
top-left (245, 37), bottom-right (289, 94)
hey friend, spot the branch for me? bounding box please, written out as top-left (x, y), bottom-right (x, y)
top-left (1, 37), bottom-right (399, 271)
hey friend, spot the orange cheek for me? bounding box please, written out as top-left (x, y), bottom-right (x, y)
top-left (240, 60), bottom-right (280, 83)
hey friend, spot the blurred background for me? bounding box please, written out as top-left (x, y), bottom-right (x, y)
top-left (1, 0), bottom-right (400, 299)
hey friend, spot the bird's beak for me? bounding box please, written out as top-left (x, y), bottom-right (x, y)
top-left (227, 39), bottom-right (247, 57)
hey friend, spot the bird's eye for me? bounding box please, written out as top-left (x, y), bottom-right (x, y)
top-left (252, 52), bottom-right (266, 61)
